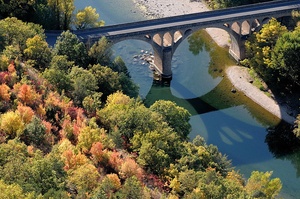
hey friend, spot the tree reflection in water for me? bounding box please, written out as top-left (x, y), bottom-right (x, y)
top-left (265, 121), bottom-right (300, 177)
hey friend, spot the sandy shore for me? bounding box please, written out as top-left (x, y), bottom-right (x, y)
top-left (133, 0), bottom-right (296, 124)
top-left (226, 66), bottom-right (295, 124)
top-left (134, 0), bottom-right (230, 47)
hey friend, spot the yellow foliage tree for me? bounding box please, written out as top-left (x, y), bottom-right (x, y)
top-left (0, 111), bottom-right (25, 138)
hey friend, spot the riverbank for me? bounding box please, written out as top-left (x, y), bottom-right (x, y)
top-left (133, 0), bottom-right (230, 47)
top-left (226, 66), bottom-right (295, 124)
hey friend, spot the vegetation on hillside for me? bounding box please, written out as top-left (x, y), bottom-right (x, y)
top-left (0, 15), bottom-right (283, 199)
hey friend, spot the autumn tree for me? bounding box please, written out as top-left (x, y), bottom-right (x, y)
top-left (0, 83), bottom-right (10, 111)
top-left (242, 18), bottom-right (287, 81)
top-left (17, 104), bottom-right (35, 124)
top-left (0, 111), bottom-right (25, 138)
top-left (24, 35), bottom-right (52, 70)
top-left (0, 83), bottom-right (10, 102)
top-left (16, 84), bottom-right (41, 107)
top-left (74, 6), bottom-right (104, 29)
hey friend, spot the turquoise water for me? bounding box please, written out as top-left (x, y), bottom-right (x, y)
top-left (75, 0), bottom-right (300, 198)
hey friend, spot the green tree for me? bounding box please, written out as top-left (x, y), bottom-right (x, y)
top-left (24, 35), bottom-right (52, 70)
top-left (43, 55), bottom-right (74, 94)
top-left (48, 0), bottom-right (75, 30)
top-left (0, 180), bottom-right (35, 199)
top-left (98, 92), bottom-right (161, 140)
top-left (293, 114), bottom-right (300, 138)
top-left (112, 56), bottom-right (129, 75)
top-left (0, 140), bottom-right (67, 195)
top-left (0, 0), bottom-right (35, 21)
top-left (270, 27), bottom-right (300, 87)
top-left (132, 129), bottom-right (183, 174)
top-left (76, 125), bottom-right (106, 153)
top-left (115, 176), bottom-right (143, 199)
top-left (92, 174), bottom-right (121, 198)
top-left (74, 6), bottom-right (104, 29)
top-left (150, 100), bottom-right (191, 140)
top-left (69, 66), bottom-right (98, 105)
top-left (245, 171), bottom-right (282, 198)
top-left (32, 0), bottom-right (57, 30)
top-left (53, 30), bottom-right (88, 67)
top-left (50, 55), bottom-right (74, 72)
top-left (82, 92), bottom-right (103, 115)
top-left (22, 116), bottom-right (46, 148)
top-left (173, 136), bottom-right (232, 176)
top-left (88, 37), bottom-right (112, 66)
top-left (0, 17), bottom-right (44, 52)
top-left (27, 152), bottom-right (67, 195)
top-left (67, 163), bottom-right (100, 195)
top-left (119, 73), bottom-right (139, 98)
top-left (89, 64), bottom-right (121, 100)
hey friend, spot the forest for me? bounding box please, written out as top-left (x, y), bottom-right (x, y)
top-left (0, 0), bottom-right (300, 198)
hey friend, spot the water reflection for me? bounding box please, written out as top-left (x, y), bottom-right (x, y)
top-left (188, 31), bottom-right (210, 55)
top-left (265, 121), bottom-right (300, 177)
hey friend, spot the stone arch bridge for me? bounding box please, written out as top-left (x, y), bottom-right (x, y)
top-left (52, 0), bottom-right (300, 80)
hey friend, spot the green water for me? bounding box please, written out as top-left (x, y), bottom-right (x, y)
top-left (75, 0), bottom-right (300, 198)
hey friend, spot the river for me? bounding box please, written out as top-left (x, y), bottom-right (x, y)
top-left (75, 0), bottom-right (300, 198)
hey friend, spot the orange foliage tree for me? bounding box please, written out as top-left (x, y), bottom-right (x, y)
top-left (16, 84), bottom-right (41, 107)
top-left (0, 83), bottom-right (10, 102)
top-left (16, 104), bottom-right (34, 124)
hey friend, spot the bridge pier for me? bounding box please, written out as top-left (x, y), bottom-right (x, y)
top-left (153, 46), bottom-right (173, 81)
